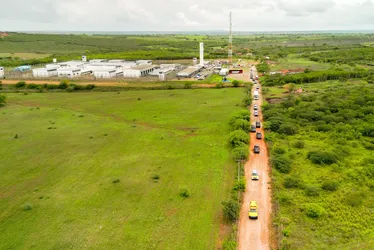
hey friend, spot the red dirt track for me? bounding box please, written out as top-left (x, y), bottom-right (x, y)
top-left (238, 66), bottom-right (272, 250)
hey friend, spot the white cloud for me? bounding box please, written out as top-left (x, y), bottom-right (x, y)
top-left (0, 0), bottom-right (373, 31)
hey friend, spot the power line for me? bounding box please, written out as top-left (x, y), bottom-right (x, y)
top-left (228, 12), bottom-right (233, 65)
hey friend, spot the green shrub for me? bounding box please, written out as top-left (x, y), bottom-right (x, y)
top-left (215, 82), bottom-right (223, 89)
top-left (21, 203), bottom-right (33, 211)
top-left (15, 81), bottom-right (26, 88)
top-left (222, 233), bottom-right (237, 250)
top-left (305, 204), bottom-right (325, 218)
top-left (229, 110), bottom-right (251, 125)
top-left (222, 198), bottom-right (240, 222)
top-left (27, 83), bottom-right (38, 89)
top-left (233, 178), bottom-right (246, 192)
top-left (272, 155), bottom-right (292, 173)
top-left (58, 81), bottom-right (68, 89)
top-left (242, 96), bottom-right (252, 107)
top-left (232, 80), bottom-right (240, 87)
top-left (228, 130), bottom-right (249, 147)
top-left (322, 180), bottom-right (339, 191)
top-left (293, 140), bottom-right (305, 149)
top-left (284, 176), bottom-right (301, 189)
top-left (233, 119), bottom-right (250, 133)
top-left (232, 146), bottom-right (249, 161)
top-left (184, 83), bottom-right (192, 89)
top-left (112, 178), bottom-right (120, 183)
top-left (307, 151), bottom-right (339, 165)
top-left (273, 147), bottom-right (286, 155)
top-left (179, 187), bottom-right (190, 198)
top-left (0, 94), bottom-right (6, 107)
top-left (279, 123), bottom-right (298, 135)
top-left (345, 192), bottom-right (366, 207)
top-left (304, 185), bottom-right (321, 197)
top-left (85, 84), bottom-right (95, 90)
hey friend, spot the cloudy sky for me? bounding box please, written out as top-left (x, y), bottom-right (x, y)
top-left (0, 0), bottom-right (373, 31)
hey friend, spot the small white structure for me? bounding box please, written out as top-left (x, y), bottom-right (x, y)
top-left (123, 65), bottom-right (156, 78)
top-left (193, 58), bottom-right (198, 65)
top-left (32, 68), bottom-right (58, 78)
top-left (159, 72), bottom-right (166, 81)
top-left (199, 42), bottom-right (204, 66)
top-left (53, 58), bottom-right (57, 63)
top-left (93, 69), bottom-right (117, 79)
top-left (219, 68), bottom-right (229, 76)
top-left (0, 67), bottom-right (4, 78)
top-left (82, 55), bottom-right (87, 62)
top-left (57, 68), bottom-right (81, 78)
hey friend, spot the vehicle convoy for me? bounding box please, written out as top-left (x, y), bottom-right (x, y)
top-left (251, 125), bottom-right (256, 132)
top-left (254, 145), bottom-right (260, 154)
top-left (251, 170), bottom-right (259, 180)
top-left (256, 132), bottom-right (262, 140)
top-left (254, 90), bottom-right (259, 100)
top-left (248, 201), bottom-right (258, 219)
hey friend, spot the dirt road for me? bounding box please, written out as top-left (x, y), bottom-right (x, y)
top-left (238, 66), bottom-right (272, 250)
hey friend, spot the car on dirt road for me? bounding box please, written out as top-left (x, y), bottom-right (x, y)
top-left (254, 111), bottom-right (259, 116)
top-left (256, 132), bottom-right (262, 139)
top-left (248, 201), bottom-right (258, 219)
top-left (256, 86), bottom-right (260, 90)
top-left (254, 104), bottom-right (258, 110)
top-left (250, 125), bottom-right (256, 132)
top-left (256, 121), bottom-right (261, 128)
top-left (254, 145), bottom-right (260, 154)
top-left (251, 170), bottom-right (259, 180)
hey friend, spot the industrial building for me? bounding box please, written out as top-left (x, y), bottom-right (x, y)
top-left (177, 66), bottom-right (201, 78)
top-left (32, 68), bottom-right (58, 78)
top-left (123, 65), bottom-right (156, 78)
top-left (0, 67), bottom-right (4, 78)
top-left (136, 60), bottom-right (152, 65)
top-left (57, 68), bottom-right (82, 78)
top-left (92, 69), bottom-right (117, 79)
top-left (14, 65), bottom-right (31, 72)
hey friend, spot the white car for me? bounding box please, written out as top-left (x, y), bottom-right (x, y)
top-left (254, 111), bottom-right (259, 116)
top-left (254, 105), bottom-right (258, 110)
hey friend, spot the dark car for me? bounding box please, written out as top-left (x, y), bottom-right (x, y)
top-left (254, 145), bottom-right (260, 154)
top-left (254, 104), bottom-right (258, 110)
top-left (256, 121), bottom-right (261, 128)
top-left (256, 132), bottom-right (262, 140)
top-left (250, 125), bottom-right (256, 132)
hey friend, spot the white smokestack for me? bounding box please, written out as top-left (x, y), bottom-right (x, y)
top-left (199, 42), bottom-right (204, 66)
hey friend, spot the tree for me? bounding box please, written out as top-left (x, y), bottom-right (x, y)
top-left (284, 83), bottom-right (296, 93)
top-left (232, 80), bottom-right (240, 87)
top-left (0, 94), bottom-right (6, 107)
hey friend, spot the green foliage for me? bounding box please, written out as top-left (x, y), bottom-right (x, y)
top-left (233, 119), bottom-right (250, 133)
top-left (15, 81), bottom-right (26, 88)
top-left (184, 83), bottom-right (192, 89)
top-left (321, 180), bottom-right (339, 191)
top-left (278, 123), bottom-right (298, 135)
top-left (0, 94), bottom-right (6, 107)
top-left (233, 178), bottom-right (246, 192)
top-left (58, 81), bottom-right (68, 89)
top-left (232, 146), bottom-right (249, 161)
top-left (257, 61), bottom-right (270, 73)
top-left (215, 82), bottom-right (224, 89)
top-left (284, 176), bottom-right (301, 189)
top-left (228, 130), bottom-right (249, 148)
top-left (307, 151), bottom-right (339, 165)
top-left (305, 204), bottom-right (325, 218)
top-left (229, 110), bottom-right (251, 125)
top-left (222, 198), bottom-right (240, 222)
top-left (304, 185), bottom-right (321, 197)
top-left (222, 231), bottom-right (237, 250)
top-left (293, 140), bottom-right (305, 149)
top-left (272, 155), bottom-right (292, 173)
top-left (242, 96), bottom-right (252, 107)
top-left (179, 187), bottom-right (190, 198)
top-left (232, 80), bottom-right (240, 87)
top-left (21, 203), bottom-right (33, 211)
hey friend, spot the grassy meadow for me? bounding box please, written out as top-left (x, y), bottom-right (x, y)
top-left (0, 89), bottom-right (244, 249)
top-left (263, 81), bottom-right (374, 249)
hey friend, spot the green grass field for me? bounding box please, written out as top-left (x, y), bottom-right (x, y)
top-left (0, 89), bottom-right (244, 249)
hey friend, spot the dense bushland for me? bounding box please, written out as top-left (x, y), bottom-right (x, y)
top-left (265, 82), bottom-right (374, 249)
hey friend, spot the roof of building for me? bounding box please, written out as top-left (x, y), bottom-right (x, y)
top-left (58, 67), bottom-right (81, 72)
top-left (33, 68), bottom-right (57, 72)
top-left (177, 67), bottom-right (200, 76)
top-left (130, 65), bottom-right (156, 71)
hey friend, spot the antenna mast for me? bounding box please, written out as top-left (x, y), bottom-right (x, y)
top-left (228, 12), bottom-right (233, 64)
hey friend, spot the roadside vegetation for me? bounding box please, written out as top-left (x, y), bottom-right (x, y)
top-left (263, 81), bottom-right (374, 249)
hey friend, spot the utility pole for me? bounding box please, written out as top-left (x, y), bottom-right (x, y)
top-left (228, 12), bottom-right (233, 65)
